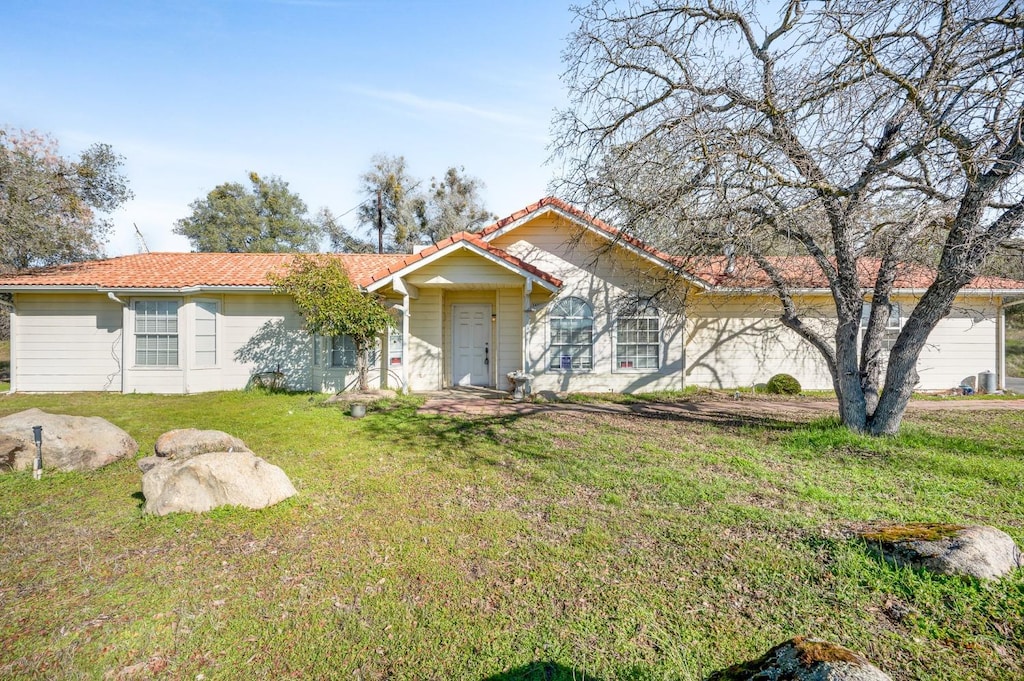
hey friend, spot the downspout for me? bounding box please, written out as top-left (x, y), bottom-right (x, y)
top-left (522, 279), bottom-right (533, 375)
top-left (401, 295), bottom-right (410, 391)
top-left (106, 292), bottom-right (129, 393)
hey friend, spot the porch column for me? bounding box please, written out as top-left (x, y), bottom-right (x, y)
top-left (401, 293), bottom-right (410, 390)
top-left (522, 279), bottom-right (533, 374)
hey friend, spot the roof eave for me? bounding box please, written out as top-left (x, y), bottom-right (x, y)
top-left (481, 202), bottom-right (713, 291)
top-left (364, 240), bottom-right (562, 293)
top-left (0, 285), bottom-right (276, 294)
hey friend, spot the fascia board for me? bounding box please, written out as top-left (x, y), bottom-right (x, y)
top-left (366, 241), bottom-right (561, 293)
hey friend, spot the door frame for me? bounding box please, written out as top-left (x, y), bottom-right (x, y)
top-left (451, 303), bottom-right (493, 387)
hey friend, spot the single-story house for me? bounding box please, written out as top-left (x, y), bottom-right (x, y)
top-left (1, 197), bottom-right (1022, 395)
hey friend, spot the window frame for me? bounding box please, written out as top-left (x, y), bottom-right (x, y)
top-left (330, 335), bottom-right (380, 369)
top-left (860, 301), bottom-right (903, 353)
top-left (133, 298), bottom-right (181, 368)
top-left (614, 304), bottom-right (661, 371)
top-left (548, 296), bottom-right (595, 372)
top-left (193, 299), bottom-right (220, 368)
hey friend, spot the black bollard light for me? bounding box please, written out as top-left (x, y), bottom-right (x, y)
top-left (32, 425), bottom-right (42, 480)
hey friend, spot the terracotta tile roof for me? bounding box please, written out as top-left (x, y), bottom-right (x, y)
top-left (0, 198), bottom-right (1020, 294)
top-left (687, 255), bottom-right (1024, 291)
top-left (361, 231), bottom-right (564, 289)
top-left (0, 252), bottom-right (408, 289)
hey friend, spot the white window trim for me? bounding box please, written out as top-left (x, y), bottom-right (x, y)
top-left (329, 335), bottom-right (380, 370)
top-left (613, 307), bottom-right (662, 373)
top-left (860, 301), bottom-right (903, 353)
top-left (132, 298), bottom-right (182, 369)
top-left (192, 298), bottom-right (220, 369)
top-left (548, 296), bottom-right (595, 373)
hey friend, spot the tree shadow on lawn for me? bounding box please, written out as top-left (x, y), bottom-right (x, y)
top-left (357, 399), bottom-right (807, 470)
top-left (480, 660), bottom-right (607, 681)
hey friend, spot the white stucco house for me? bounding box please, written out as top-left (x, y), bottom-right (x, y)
top-left (1, 197), bottom-right (1022, 395)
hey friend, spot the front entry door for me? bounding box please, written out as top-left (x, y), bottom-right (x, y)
top-left (452, 304), bottom-right (491, 386)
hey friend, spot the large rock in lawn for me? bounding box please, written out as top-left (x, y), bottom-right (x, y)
top-left (0, 408), bottom-right (137, 472)
top-left (141, 450), bottom-right (296, 516)
top-left (708, 637), bottom-right (892, 681)
top-left (154, 428), bottom-right (250, 459)
top-left (856, 523), bottom-right (1022, 581)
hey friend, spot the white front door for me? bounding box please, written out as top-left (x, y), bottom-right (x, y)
top-left (452, 304), bottom-right (491, 386)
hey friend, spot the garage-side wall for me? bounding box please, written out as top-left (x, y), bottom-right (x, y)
top-left (685, 294), bottom-right (835, 390)
top-left (915, 298), bottom-right (998, 389)
top-left (12, 293), bottom-right (124, 392)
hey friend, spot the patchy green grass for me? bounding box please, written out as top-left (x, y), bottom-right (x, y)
top-left (0, 391), bottom-right (1022, 680)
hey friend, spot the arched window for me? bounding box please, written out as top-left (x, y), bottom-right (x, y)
top-left (549, 296), bottom-right (594, 370)
top-left (616, 303), bottom-right (660, 369)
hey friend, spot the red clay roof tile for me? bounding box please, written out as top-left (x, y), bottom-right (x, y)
top-left (0, 252), bottom-right (407, 289)
top-left (0, 198), bottom-right (1021, 293)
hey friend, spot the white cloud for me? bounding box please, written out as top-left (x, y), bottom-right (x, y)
top-left (347, 86), bottom-right (535, 129)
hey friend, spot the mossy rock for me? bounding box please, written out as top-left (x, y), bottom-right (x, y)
top-left (765, 373), bottom-right (801, 395)
top-left (855, 522), bottom-right (1023, 581)
top-left (858, 522), bottom-right (965, 543)
top-left (709, 636), bottom-right (891, 680)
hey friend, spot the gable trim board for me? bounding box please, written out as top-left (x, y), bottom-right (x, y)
top-left (1, 197), bottom-right (1022, 395)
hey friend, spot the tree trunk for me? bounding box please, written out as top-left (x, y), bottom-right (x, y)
top-left (834, 317), bottom-right (868, 432)
top-left (356, 345), bottom-right (370, 392)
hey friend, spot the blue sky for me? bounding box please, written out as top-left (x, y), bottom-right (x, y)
top-left (1, 0), bottom-right (573, 254)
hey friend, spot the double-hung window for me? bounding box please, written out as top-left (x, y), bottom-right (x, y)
top-left (861, 302), bottom-right (902, 352)
top-left (549, 297), bottom-right (594, 370)
top-left (331, 335), bottom-right (358, 368)
top-left (330, 335), bottom-right (379, 368)
top-left (194, 301), bottom-right (218, 367)
top-left (616, 304), bottom-right (660, 369)
top-left (135, 300), bottom-right (179, 366)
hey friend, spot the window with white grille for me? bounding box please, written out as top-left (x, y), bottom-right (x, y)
top-left (135, 300), bottom-right (179, 366)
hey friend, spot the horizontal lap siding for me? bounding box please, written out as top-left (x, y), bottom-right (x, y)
top-left (408, 290), bottom-right (442, 390)
top-left (914, 300), bottom-right (997, 390)
top-left (685, 296), bottom-right (835, 390)
top-left (221, 295), bottom-right (312, 391)
top-left (406, 253), bottom-right (525, 287)
top-left (492, 218), bottom-right (685, 394)
top-left (497, 288), bottom-right (523, 388)
top-left (13, 294), bottom-right (123, 392)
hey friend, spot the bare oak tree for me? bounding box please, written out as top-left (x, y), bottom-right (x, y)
top-left (554, 0), bottom-right (1024, 434)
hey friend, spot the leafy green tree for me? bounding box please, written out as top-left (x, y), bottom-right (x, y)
top-left (175, 172), bottom-right (323, 253)
top-left (357, 155), bottom-right (421, 253)
top-left (272, 255), bottom-right (392, 391)
top-left (316, 207), bottom-right (376, 253)
top-left (0, 127), bottom-right (132, 269)
top-left (423, 166), bottom-right (496, 243)
top-left (355, 156), bottom-right (497, 250)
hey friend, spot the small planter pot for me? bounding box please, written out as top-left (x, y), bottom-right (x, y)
top-left (350, 403), bottom-right (367, 418)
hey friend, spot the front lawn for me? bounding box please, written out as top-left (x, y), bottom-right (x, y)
top-left (0, 391), bottom-right (1021, 680)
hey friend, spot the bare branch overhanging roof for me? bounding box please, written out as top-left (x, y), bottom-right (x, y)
top-left (0, 197), bottom-right (1020, 293)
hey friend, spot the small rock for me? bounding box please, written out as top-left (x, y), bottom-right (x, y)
top-left (0, 408), bottom-right (138, 472)
top-left (141, 450), bottom-right (296, 516)
top-left (857, 522), bottom-right (1022, 581)
top-left (709, 636), bottom-right (892, 680)
top-left (154, 429), bottom-right (249, 459)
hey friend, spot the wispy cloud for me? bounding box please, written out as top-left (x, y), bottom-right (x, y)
top-left (347, 86), bottom-right (532, 128)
